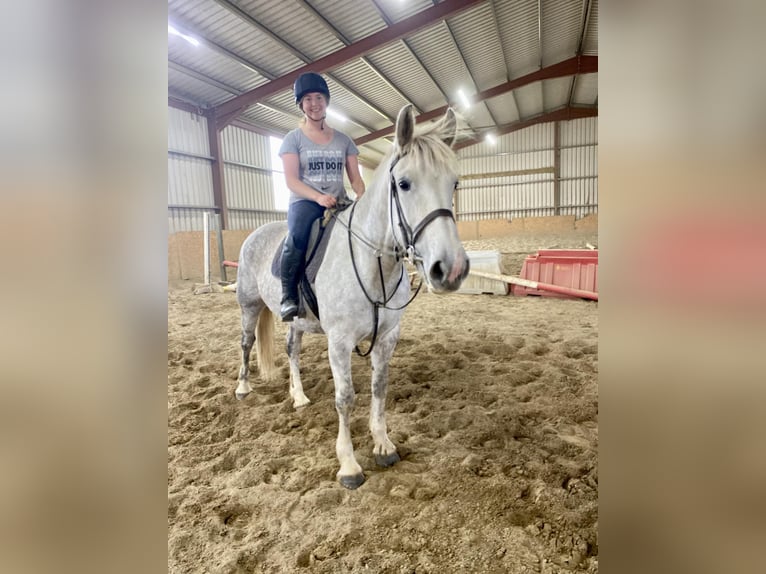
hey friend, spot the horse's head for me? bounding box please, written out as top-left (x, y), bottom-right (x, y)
top-left (389, 105), bottom-right (470, 293)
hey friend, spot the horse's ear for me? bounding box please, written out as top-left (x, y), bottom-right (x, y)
top-left (395, 104), bottom-right (416, 152)
top-left (441, 108), bottom-right (457, 148)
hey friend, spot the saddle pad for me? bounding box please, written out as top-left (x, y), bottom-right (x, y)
top-left (270, 215), bottom-right (338, 283)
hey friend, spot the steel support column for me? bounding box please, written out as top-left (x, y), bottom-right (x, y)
top-left (205, 112), bottom-right (228, 230)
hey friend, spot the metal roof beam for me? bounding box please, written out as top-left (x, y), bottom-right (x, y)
top-left (569, 0), bottom-right (594, 107)
top-left (355, 55), bottom-right (598, 146)
top-left (168, 96), bottom-right (207, 115)
top-left (453, 106), bottom-right (598, 151)
top-left (212, 0), bottom-right (485, 125)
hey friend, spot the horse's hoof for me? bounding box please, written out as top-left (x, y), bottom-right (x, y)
top-left (292, 396), bottom-right (311, 409)
top-left (375, 452), bottom-right (400, 468)
top-left (235, 391), bottom-right (250, 401)
top-left (338, 473), bottom-right (365, 490)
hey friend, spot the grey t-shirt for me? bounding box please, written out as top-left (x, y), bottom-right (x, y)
top-left (278, 128), bottom-right (359, 205)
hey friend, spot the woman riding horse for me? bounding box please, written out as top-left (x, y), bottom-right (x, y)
top-left (278, 72), bottom-right (366, 321)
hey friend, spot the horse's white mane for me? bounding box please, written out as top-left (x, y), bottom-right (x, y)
top-left (371, 109), bottom-right (462, 184)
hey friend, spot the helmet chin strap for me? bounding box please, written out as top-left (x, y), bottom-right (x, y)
top-left (309, 114), bottom-right (326, 130)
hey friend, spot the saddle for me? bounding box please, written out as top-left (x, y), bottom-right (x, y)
top-left (271, 202), bottom-right (352, 320)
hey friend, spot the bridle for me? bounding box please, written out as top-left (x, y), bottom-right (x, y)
top-left (387, 154), bottom-right (456, 268)
top-left (337, 153), bottom-right (457, 356)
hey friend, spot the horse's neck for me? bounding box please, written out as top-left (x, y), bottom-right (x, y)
top-left (348, 177), bottom-right (398, 272)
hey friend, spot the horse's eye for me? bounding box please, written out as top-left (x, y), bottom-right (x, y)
top-left (398, 179), bottom-right (411, 191)
top-left (454, 181), bottom-right (459, 191)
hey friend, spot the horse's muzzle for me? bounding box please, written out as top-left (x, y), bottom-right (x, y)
top-left (428, 252), bottom-right (470, 292)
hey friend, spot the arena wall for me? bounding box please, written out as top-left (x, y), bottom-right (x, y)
top-left (170, 214), bottom-right (597, 281)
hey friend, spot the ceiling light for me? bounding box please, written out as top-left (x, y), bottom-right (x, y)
top-left (168, 24), bottom-right (200, 47)
top-left (457, 89), bottom-right (471, 109)
top-left (485, 133), bottom-right (497, 146)
top-left (326, 108), bottom-right (347, 123)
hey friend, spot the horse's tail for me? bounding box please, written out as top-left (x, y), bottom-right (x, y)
top-left (255, 306), bottom-right (276, 380)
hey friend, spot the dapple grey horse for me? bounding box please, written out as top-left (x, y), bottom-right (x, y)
top-left (235, 105), bottom-right (470, 489)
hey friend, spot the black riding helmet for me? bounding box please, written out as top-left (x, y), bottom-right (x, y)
top-left (294, 72), bottom-right (330, 107)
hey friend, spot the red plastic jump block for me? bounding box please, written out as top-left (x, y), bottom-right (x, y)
top-left (511, 249), bottom-right (598, 299)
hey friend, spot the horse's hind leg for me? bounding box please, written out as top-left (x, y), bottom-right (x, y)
top-left (236, 302), bottom-right (261, 400)
top-left (286, 325), bottom-right (310, 408)
top-left (370, 326), bottom-right (401, 467)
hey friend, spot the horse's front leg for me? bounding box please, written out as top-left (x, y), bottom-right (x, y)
top-left (286, 325), bottom-right (310, 408)
top-left (370, 325), bottom-right (401, 467)
top-left (327, 337), bottom-right (364, 489)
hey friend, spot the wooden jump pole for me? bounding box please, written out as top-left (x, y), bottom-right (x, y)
top-left (468, 270), bottom-right (598, 301)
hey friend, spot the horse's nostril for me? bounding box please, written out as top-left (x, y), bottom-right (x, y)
top-left (429, 261), bottom-right (446, 284)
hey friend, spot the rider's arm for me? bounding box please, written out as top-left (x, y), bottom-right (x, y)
top-left (345, 154), bottom-right (365, 200)
top-left (282, 153), bottom-right (336, 208)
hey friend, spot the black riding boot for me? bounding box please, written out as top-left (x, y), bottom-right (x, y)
top-left (279, 236), bottom-right (305, 322)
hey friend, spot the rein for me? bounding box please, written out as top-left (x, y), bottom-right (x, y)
top-left (336, 153), bottom-right (456, 357)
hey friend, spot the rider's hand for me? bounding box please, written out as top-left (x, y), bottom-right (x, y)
top-left (316, 193), bottom-right (336, 208)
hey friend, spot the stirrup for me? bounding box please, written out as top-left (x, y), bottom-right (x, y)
top-left (280, 300), bottom-right (298, 321)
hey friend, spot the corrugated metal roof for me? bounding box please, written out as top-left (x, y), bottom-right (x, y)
top-left (168, 0), bottom-right (220, 23)
top-left (494, 0), bottom-right (541, 78)
top-left (513, 82), bottom-right (545, 119)
top-left (462, 103), bottom-right (497, 133)
top-left (542, 77), bottom-right (574, 110)
top-left (236, 0), bottom-right (344, 61)
top-left (307, 0), bottom-right (387, 42)
top-left (373, 0), bottom-right (434, 24)
top-left (448, 2), bottom-right (508, 91)
top-left (486, 92), bottom-right (520, 125)
top-left (169, 66), bottom-right (232, 107)
top-left (406, 24), bottom-right (472, 100)
top-left (365, 41), bottom-right (446, 112)
top-left (239, 105), bottom-right (297, 134)
top-left (169, 37), bottom-right (265, 94)
top-left (328, 59), bottom-right (406, 123)
top-left (169, 0), bottom-right (306, 78)
top-left (168, 0), bottom-right (598, 163)
top-left (573, 73), bottom-right (598, 105)
top-left (325, 62), bottom-right (397, 128)
top-left (541, 0), bottom-right (582, 66)
top-left (583, 0), bottom-right (598, 55)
